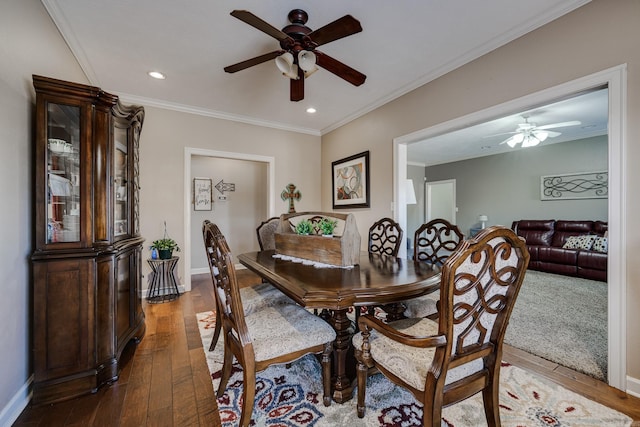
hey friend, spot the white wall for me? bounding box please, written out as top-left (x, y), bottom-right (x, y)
top-left (138, 106), bottom-right (321, 286)
top-left (321, 0), bottom-right (640, 385)
top-left (425, 136), bottom-right (608, 235)
top-left (0, 1), bottom-right (88, 423)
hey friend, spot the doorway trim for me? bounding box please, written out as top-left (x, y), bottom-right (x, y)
top-left (393, 64), bottom-right (627, 390)
top-left (183, 147), bottom-right (275, 292)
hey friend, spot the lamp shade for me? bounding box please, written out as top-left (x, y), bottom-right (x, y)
top-left (275, 52), bottom-right (299, 79)
top-left (298, 50), bottom-right (317, 71)
top-left (406, 179), bottom-right (417, 205)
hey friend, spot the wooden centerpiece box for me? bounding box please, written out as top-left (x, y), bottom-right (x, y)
top-left (274, 211), bottom-right (361, 266)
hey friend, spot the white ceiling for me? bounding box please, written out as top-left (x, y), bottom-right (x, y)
top-left (43, 0), bottom-right (594, 138)
top-left (408, 87), bottom-right (609, 166)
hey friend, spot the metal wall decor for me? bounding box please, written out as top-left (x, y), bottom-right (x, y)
top-left (541, 171), bottom-right (608, 200)
top-left (215, 179), bottom-right (235, 194)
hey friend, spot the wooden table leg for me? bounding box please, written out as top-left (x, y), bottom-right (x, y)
top-left (328, 308), bottom-right (355, 403)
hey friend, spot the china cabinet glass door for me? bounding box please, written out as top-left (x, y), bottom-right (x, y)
top-left (46, 103), bottom-right (80, 243)
top-left (114, 126), bottom-right (129, 237)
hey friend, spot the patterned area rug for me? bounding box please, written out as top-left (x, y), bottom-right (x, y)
top-left (197, 311), bottom-right (631, 426)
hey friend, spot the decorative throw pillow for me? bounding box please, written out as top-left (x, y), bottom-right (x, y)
top-left (592, 236), bottom-right (608, 253)
top-left (562, 235), bottom-right (596, 250)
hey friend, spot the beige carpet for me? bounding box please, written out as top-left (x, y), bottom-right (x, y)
top-left (505, 270), bottom-right (607, 381)
top-left (197, 311), bottom-right (631, 426)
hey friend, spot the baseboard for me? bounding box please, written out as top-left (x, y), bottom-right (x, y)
top-left (0, 376), bottom-right (32, 426)
top-left (627, 374), bottom-right (640, 398)
top-left (191, 267), bottom-right (209, 275)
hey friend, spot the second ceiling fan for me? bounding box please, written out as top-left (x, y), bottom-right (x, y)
top-left (491, 116), bottom-right (582, 148)
top-left (223, 9), bottom-right (366, 102)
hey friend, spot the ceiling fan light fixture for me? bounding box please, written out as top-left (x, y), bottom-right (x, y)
top-left (276, 52), bottom-right (299, 79)
top-left (298, 50), bottom-right (317, 72)
top-left (522, 135), bottom-right (541, 148)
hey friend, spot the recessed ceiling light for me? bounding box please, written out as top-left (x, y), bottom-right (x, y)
top-left (148, 71), bottom-right (166, 79)
top-left (306, 107), bottom-right (316, 114)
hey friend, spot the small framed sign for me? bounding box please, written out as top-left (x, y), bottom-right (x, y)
top-left (193, 177), bottom-right (213, 211)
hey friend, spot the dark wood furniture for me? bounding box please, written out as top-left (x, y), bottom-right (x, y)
top-left (414, 218), bottom-right (465, 264)
top-left (237, 249), bottom-right (441, 403)
top-left (354, 226), bottom-right (530, 425)
top-left (203, 222), bottom-right (335, 427)
top-left (359, 217), bottom-right (405, 321)
top-left (31, 75), bottom-right (145, 405)
top-left (368, 217), bottom-right (403, 257)
top-left (403, 218), bottom-right (465, 319)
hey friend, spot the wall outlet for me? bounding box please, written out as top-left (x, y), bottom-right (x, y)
top-left (217, 195), bottom-right (227, 202)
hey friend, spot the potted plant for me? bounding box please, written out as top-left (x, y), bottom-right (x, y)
top-left (320, 217), bottom-right (338, 237)
top-left (295, 219), bottom-right (313, 235)
top-left (151, 221), bottom-right (181, 259)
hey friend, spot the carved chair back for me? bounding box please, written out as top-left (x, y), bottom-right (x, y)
top-left (355, 226), bottom-right (530, 425)
top-left (256, 216), bottom-right (279, 250)
top-left (414, 218), bottom-right (465, 265)
top-left (368, 217), bottom-right (404, 257)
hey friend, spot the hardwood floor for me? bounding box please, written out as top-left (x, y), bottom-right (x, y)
top-left (14, 270), bottom-right (640, 426)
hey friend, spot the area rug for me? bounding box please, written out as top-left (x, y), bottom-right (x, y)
top-left (197, 311), bottom-right (631, 427)
top-left (504, 270), bottom-right (607, 381)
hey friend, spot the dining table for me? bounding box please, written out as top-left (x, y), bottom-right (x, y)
top-left (237, 249), bottom-right (441, 403)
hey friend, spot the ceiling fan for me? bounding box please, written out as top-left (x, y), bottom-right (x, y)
top-left (490, 116), bottom-right (582, 148)
top-left (223, 9), bottom-right (367, 102)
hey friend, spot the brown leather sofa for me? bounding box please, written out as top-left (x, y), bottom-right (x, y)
top-left (511, 219), bottom-right (607, 282)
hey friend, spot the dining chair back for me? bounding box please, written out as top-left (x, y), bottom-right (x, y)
top-left (202, 220), bottom-right (294, 352)
top-left (354, 226), bottom-right (529, 426)
top-left (414, 218), bottom-right (465, 265)
top-left (256, 216), bottom-right (280, 250)
top-left (203, 221), bottom-right (336, 427)
top-left (403, 219), bottom-right (465, 319)
top-left (368, 217), bottom-right (404, 257)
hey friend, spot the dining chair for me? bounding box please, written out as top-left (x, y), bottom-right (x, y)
top-left (353, 226), bottom-right (529, 426)
top-left (256, 216), bottom-right (280, 251)
top-left (205, 222), bottom-right (336, 427)
top-left (368, 217), bottom-right (404, 257)
top-left (202, 220), bottom-right (294, 352)
top-left (403, 218), bottom-right (465, 319)
top-left (357, 218), bottom-right (405, 322)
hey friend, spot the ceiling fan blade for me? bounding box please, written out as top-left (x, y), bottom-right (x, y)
top-left (230, 10), bottom-right (293, 43)
top-left (307, 15), bottom-right (362, 47)
top-left (315, 51), bottom-right (366, 86)
top-left (536, 120), bottom-right (581, 130)
top-left (533, 129), bottom-right (562, 138)
top-left (290, 67), bottom-right (304, 101)
top-left (224, 50), bottom-right (283, 73)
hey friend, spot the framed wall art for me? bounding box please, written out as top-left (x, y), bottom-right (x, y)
top-left (193, 177), bottom-right (213, 211)
top-left (332, 151), bottom-right (370, 209)
top-left (540, 171), bottom-right (608, 200)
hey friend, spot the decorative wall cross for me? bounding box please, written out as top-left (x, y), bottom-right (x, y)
top-left (281, 183), bottom-right (301, 213)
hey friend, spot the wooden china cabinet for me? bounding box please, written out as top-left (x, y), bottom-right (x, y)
top-left (31, 75), bottom-right (146, 405)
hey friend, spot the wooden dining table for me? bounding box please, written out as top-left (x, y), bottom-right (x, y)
top-left (237, 249), bottom-right (441, 403)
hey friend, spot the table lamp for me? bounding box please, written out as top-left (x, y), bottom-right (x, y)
top-left (478, 214), bottom-right (488, 229)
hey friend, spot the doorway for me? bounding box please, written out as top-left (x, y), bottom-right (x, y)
top-left (183, 148), bottom-right (275, 292)
top-left (393, 65), bottom-right (627, 390)
top-left (425, 179), bottom-right (456, 224)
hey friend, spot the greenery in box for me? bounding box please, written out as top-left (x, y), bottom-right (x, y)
top-left (320, 217), bottom-right (338, 236)
top-left (295, 219), bottom-right (313, 235)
